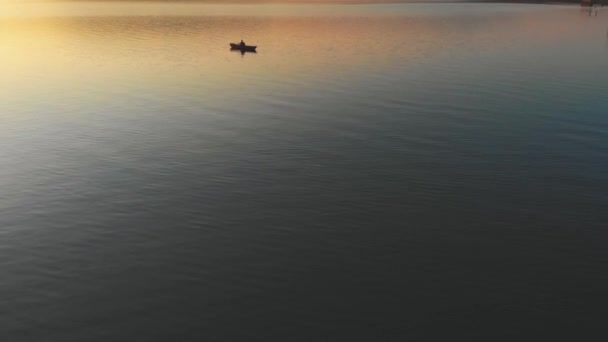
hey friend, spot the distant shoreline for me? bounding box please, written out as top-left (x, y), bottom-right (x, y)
top-left (50, 0), bottom-right (586, 4)
top-left (31, 0), bottom-right (595, 8)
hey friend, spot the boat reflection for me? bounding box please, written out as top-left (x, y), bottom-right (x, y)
top-left (230, 48), bottom-right (257, 56)
top-left (230, 43), bottom-right (257, 55)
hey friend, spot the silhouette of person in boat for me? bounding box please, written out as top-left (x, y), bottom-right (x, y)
top-left (240, 40), bottom-right (246, 48)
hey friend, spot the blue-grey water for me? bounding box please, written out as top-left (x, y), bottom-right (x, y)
top-left (1, 3), bottom-right (607, 340)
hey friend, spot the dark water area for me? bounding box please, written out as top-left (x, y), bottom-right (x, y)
top-left (1, 3), bottom-right (607, 340)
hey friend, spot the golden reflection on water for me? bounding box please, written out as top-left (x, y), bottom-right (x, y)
top-left (0, 2), bottom-right (502, 18)
top-left (0, 3), bottom-right (596, 111)
top-left (0, 16), bottom-right (441, 98)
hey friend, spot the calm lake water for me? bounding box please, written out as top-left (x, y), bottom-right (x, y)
top-left (1, 3), bottom-right (607, 340)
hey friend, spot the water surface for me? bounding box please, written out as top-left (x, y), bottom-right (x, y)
top-left (1, 3), bottom-right (608, 341)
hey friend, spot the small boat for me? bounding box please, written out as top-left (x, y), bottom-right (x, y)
top-left (230, 43), bottom-right (257, 52)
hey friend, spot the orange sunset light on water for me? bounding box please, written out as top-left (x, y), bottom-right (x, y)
top-left (2, 1), bottom-right (449, 18)
top-left (1, 1), bottom-right (580, 109)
